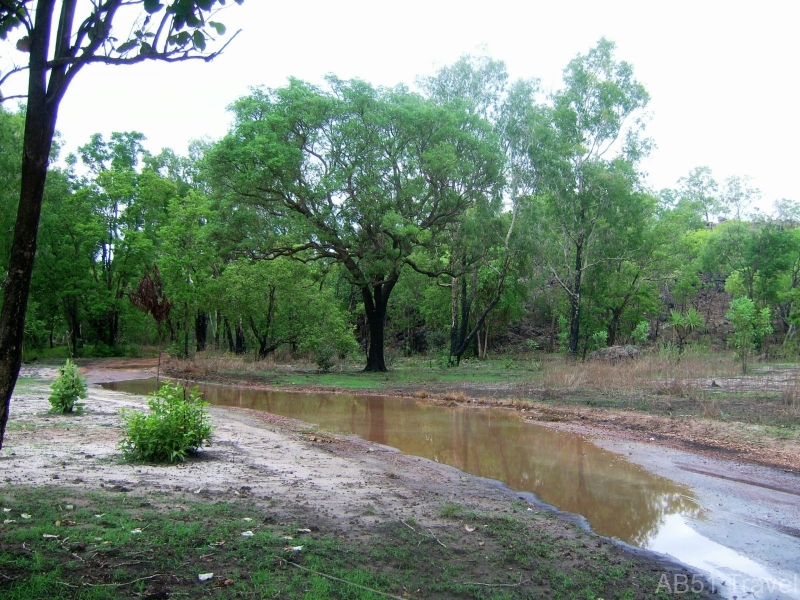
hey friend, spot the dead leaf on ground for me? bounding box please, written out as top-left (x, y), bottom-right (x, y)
top-left (55, 520), bottom-right (76, 527)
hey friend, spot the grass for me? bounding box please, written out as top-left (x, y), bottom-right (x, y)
top-left (0, 486), bottom-right (688, 599)
top-left (170, 353), bottom-right (532, 391)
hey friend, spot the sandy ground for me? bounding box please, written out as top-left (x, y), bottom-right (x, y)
top-left (3, 364), bottom-right (799, 598)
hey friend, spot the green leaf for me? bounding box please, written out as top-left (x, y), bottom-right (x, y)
top-left (116, 39), bottom-right (139, 54)
top-left (192, 30), bottom-right (206, 51)
top-left (143, 0), bottom-right (164, 14)
top-left (209, 21), bottom-right (226, 35)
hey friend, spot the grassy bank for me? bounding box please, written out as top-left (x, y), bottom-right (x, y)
top-left (1, 486), bottom-right (682, 599)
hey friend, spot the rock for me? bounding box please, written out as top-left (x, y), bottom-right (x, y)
top-left (588, 345), bottom-right (641, 363)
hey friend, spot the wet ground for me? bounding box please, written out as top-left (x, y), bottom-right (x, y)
top-left (103, 376), bottom-right (800, 599)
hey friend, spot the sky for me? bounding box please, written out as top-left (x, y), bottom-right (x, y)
top-left (2, 0), bottom-right (798, 210)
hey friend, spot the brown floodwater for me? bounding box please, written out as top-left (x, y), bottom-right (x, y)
top-left (102, 378), bottom-right (700, 547)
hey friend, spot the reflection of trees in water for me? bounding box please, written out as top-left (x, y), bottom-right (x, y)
top-left (129, 380), bottom-right (699, 546)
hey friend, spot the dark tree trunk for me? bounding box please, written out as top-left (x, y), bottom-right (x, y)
top-left (195, 312), bottom-right (208, 351)
top-left (108, 311), bottom-right (119, 347)
top-left (234, 320), bottom-right (246, 355)
top-left (365, 308), bottom-right (387, 372)
top-left (607, 307), bottom-right (622, 347)
top-left (214, 309), bottom-right (221, 350)
top-left (223, 317), bottom-right (235, 353)
top-left (183, 310), bottom-right (190, 358)
top-left (0, 2), bottom-right (61, 449)
top-left (362, 279), bottom-right (396, 372)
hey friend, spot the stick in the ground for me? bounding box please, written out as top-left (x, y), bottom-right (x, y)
top-left (427, 528), bottom-right (447, 548)
top-left (288, 562), bottom-right (405, 600)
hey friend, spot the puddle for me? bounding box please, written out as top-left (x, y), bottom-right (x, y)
top-left (103, 379), bottom-right (798, 598)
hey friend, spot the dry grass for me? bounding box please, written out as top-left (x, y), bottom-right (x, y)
top-left (441, 390), bottom-right (470, 403)
top-left (780, 373), bottom-right (800, 417)
top-left (167, 352), bottom-right (317, 378)
top-left (540, 349), bottom-right (739, 396)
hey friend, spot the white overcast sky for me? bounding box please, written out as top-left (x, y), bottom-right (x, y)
top-left (2, 0), bottom-right (798, 208)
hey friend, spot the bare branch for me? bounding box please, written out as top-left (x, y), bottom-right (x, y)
top-left (47, 29), bottom-right (241, 69)
top-left (0, 93), bottom-right (27, 102)
top-left (0, 64), bottom-right (27, 88)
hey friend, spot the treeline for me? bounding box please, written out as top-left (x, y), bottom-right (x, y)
top-left (2, 40), bottom-right (798, 370)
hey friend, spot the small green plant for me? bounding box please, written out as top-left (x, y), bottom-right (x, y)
top-left (589, 329), bottom-right (608, 352)
top-left (439, 501), bottom-right (464, 518)
top-left (120, 383), bottom-right (212, 463)
top-left (315, 347), bottom-right (336, 373)
top-left (556, 315), bottom-right (570, 354)
top-left (48, 359), bottom-right (87, 413)
top-left (668, 308), bottom-right (705, 353)
top-left (631, 320), bottom-right (650, 345)
top-left (726, 297), bottom-right (772, 374)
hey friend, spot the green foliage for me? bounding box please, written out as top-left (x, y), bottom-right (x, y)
top-left (120, 383), bottom-right (212, 463)
top-left (48, 360), bottom-right (87, 413)
top-left (725, 297), bottom-right (772, 374)
top-left (556, 315), bottom-right (570, 355)
top-left (668, 308), bottom-right (705, 352)
top-left (631, 320), bottom-right (650, 345)
top-left (589, 330), bottom-right (608, 351)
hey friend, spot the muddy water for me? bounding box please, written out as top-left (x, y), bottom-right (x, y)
top-left (103, 379), bottom-right (699, 546)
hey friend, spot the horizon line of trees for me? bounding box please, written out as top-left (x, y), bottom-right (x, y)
top-left (3, 41), bottom-right (800, 371)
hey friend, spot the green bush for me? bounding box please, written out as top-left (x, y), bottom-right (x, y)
top-left (120, 383), bottom-right (212, 463)
top-left (48, 359), bottom-right (87, 413)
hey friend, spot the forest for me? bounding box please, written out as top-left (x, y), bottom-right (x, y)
top-left (2, 40), bottom-right (797, 372)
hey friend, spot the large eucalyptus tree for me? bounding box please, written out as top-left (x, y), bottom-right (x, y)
top-left (204, 77), bottom-right (503, 371)
top-left (528, 38), bottom-right (651, 358)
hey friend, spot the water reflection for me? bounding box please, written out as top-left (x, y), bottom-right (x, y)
top-left (102, 379), bottom-right (699, 545)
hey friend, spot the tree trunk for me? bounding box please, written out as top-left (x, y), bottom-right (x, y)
top-left (234, 320), bottom-right (246, 355)
top-left (223, 317), bottom-right (235, 353)
top-left (568, 241), bottom-right (584, 359)
top-left (183, 312), bottom-right (190, 358)
top-left (195, 312), bottom-right (208, 352)
top-left (0, 4), bottom-right (61, 449)
top-left (607, 307), bottom-right (622, 347)
top-left (362, 279), bottom-right (396, 372)
top-left (108, 310), bottom-right (119, 347)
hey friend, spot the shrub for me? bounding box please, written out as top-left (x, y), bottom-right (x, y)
top-left (631, 320), bottom-right (650, 345)
top-left (48, 359), bottom-right (87, 413)
top-left (120, 383), bottom-right (212, 463)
